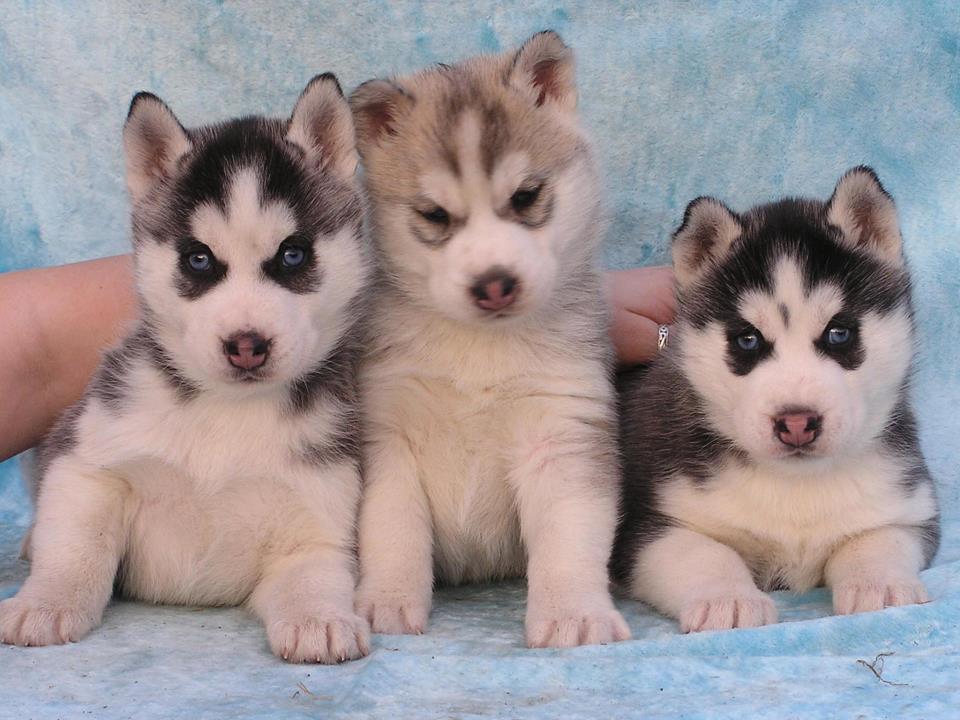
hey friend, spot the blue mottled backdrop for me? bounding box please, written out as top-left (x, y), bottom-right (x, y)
top-left (1, 1), bottom-right (959, 718)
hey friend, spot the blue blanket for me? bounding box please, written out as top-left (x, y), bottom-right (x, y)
top-left (2, 1), bottom-right (958, 717)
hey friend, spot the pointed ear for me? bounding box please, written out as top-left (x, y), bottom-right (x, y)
top-left (287, 73), bottom-right (358, 182)
top-left (671, 197), bottom-right (742, 287)
top-left (507, 30), bottom-right (576, 111)
top-left (348, 79), bottom-right (413, 157)
top-left (827, 166), bottom-right (903, 263)
top-left (123, 92), bottom-right (191, 202)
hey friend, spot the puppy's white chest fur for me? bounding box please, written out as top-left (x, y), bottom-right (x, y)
top-left (366, 298), bottom-right (618, 584)
top-left (405, 378), bottom-right (524, 584)
top-left (70, 371), bottom-right (352, 605)
top-left (662, 454), bottom-right (936, 591)
top-left (117, 457), bottom-right (270, 604)
top-left (368, 327), bottom-right (547, 584)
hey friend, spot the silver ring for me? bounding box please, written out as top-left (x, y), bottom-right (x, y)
top-left (657, 325), bottom-right (669, 352)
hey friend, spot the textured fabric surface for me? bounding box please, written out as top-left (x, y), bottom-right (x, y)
top-left (1, 1), bottom-right (959, 717)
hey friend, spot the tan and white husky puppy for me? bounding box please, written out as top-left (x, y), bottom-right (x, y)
top-left (348, 32), bottom-right (630, 648)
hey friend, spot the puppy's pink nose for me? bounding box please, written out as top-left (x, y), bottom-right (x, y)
top-left (470, 268), bottom-right (520, 312)
top-left (773, 411), bottom-right (821, 448)
top-left (222, 332), bottom-right (271, 370)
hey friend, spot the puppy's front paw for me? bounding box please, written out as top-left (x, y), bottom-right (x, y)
top-left (679, 589), bottom-right (777, 633)
top-left (526, 600), bottom-right (631, 648)
top-left (356, 585), bottom-right (431, 635)
top-left (833, 577), bottom-right (928, 615)
top-left (267, 612), bottom-right (370, 664)
top-left (0, 595), bottom-right (99, 646)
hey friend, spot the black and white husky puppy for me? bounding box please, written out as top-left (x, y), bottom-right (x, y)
top-left (612, 167), bottom-right (940, 632)
top-left (0, 76), bottom-right (372, 663)
top-left (348, 32), bottom-right (630, 648)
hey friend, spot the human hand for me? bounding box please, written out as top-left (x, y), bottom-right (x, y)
top-left (606, 266), bottom-right (676, 365)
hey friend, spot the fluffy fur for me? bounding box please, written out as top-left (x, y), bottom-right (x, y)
top-left (612, 167), bottom-right (940, 632)
top-left (350, 32), bottom-right (630, 648)
top-left (0, 75), bottom-right (373, 663)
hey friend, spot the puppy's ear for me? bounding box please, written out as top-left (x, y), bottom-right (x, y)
top-left (827, 166), bottom-right (903, 264)
top-left (671, 197), bottom-right (742, 288)
top-left (123, 93), bottom-right (191, 202)
top-left (507, 30), bottom-right (577, 112)
top-left (349, 79), bottom-right (413, 157)
top-left (288, 73), bottom-right (358, 182)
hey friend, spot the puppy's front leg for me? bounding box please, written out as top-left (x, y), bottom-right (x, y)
top-left (250, 461), bottom-right (369, 664)
top-left (355, 428), bottom-right (434, 634)
top-left (826, 525), bottom-right (929, 615)
top-left (0, 459), bottom-right (128, 646)
top-left (250, 544), bottom-right (369, 664)
top-left (512, 415), bottom-right (630, 648)
top-left (631, 526), bottom-right (777, 632)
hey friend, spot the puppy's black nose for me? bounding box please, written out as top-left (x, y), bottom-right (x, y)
top-left (470, 267), bottom-right (521, 311)
top-left (222, 332), bottom-right (271, 370)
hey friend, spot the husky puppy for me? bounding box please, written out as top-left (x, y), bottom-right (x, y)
top-left (612, 167), bottom-right (940, 632)
top-left (348, 32), bottom-right (630, 648)
top-left (0, 76), bottom-right (372, 663)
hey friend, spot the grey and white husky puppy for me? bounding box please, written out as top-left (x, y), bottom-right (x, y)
top-left (0, 76), bottom-right (372, 663)
top-left (612, 167), bottom-right (940, 632)
top-left (348, 32), bottom-right (630, 647)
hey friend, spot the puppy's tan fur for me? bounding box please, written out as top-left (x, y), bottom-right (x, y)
top-left (350, 32), bottom-right (629, 648)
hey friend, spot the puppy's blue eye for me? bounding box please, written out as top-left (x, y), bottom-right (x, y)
top-left (282, 246), bottom-right (305, 268)
top-left (187, 251), bottom-right (211, 272)
top-left (826, 326), bottom-right (851, 345)
top-left (736, 332), bottom-right (761, 351)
